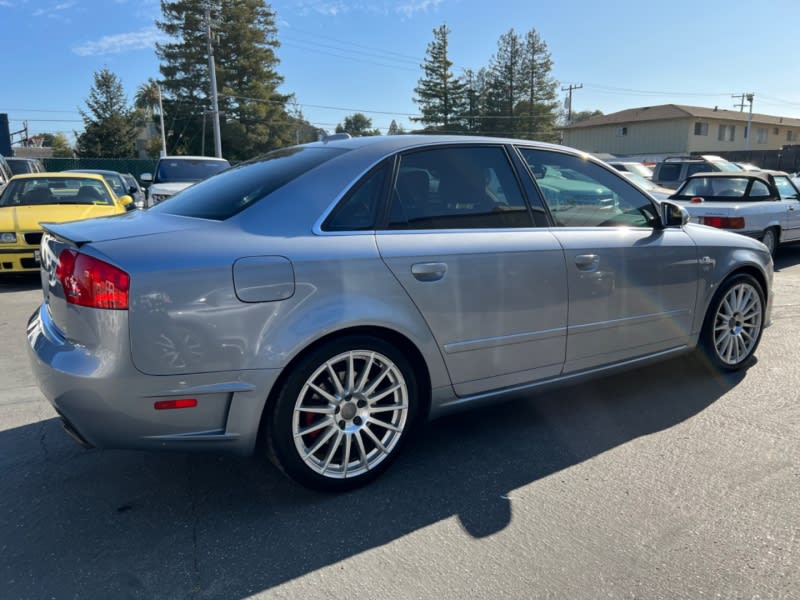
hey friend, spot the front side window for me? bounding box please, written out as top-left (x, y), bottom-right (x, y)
top-left (386, 146), bottom-right (532, 230)
top-left (519, 148), bottom-right (658, 228)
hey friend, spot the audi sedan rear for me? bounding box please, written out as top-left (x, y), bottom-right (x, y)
top-left (27, 135), bottom-right (773, 491)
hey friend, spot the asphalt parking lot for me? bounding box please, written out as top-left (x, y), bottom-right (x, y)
top-left (1, 249), bottom-right (799, 600)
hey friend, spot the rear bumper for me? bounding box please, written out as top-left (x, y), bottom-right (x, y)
top-left (0, 247), bottom-right (40, 272)
top-left (27, 303), bottom-right (280, 455)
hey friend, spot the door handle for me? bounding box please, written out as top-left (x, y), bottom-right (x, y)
top-left (575, 254), bottom-right (600, 272)
top-left (411, 262), bottom-right (447, 282)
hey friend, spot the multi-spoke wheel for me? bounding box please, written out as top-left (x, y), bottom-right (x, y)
top-left (267, 335), bottom-right (418, 491)
top-left (700, 274), bottom-right (765, 371)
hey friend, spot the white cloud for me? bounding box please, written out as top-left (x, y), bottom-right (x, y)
top-left (0, 1), bottom-right (14, 8)
top-left (72, 26), bottom-right (167, 57)
top-left (395, 0), bottom-right (442, 17)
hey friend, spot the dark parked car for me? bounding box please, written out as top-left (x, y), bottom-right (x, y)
top-left (652, 155), bottom-right (741, 189)
top-left (121, 173), bottom-right (146, 208)
top-left (6, 157), bottom-right (45, 175)
top-left (66, 169), bottom-right (138, 203)
top-left (27, 135), bottom-right (773, 491)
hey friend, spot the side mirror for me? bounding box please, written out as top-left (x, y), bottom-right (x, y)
top-left (140, 173), bottom-right (153, 183)
top-left (119, 195), bottom-right (135, 210)
top-left (661, 200), bottom-right (689, 227)
top-left (128, 185), bottom-right (138, 195)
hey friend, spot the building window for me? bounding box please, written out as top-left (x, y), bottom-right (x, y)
top-left (615, 126), bottom-right (628, 137)
top-left (755, 127), bottom-right (768, 144)
top-left (694, 122), bottom-right (709, 136)
top-left (718, 124), bottom-right (735, 142)
top-left (788, 131), bottom-right (798, 142)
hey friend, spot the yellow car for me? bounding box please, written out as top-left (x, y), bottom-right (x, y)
top-left (0, 172), bottom-right (133, 273)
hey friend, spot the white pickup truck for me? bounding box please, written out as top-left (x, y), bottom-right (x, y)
top-left (667, 170), bottom-right (800, 255)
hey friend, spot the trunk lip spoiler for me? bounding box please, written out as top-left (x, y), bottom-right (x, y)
top-left (41, 224), bottom-right (88, 248)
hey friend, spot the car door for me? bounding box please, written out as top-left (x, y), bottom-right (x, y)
top-left (375, 145), bottom-right (568, 397)
top-left (517, 147), bottom-right (700, 374)
top-left (773, 175), bottom-right (800, 241)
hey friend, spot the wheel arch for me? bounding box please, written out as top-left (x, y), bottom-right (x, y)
top-left (257, 325), bottom-right (433, 447)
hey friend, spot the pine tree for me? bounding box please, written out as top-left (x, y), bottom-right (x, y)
top-left (483, 29), bottom-right (525, 138)
top-left (517, 28), bottom-right (559, 142)
top-left (387, 120), bottom-right (405, 135)
top-left (75, 68), bottom-right (137, 158)
top-left (413, 24), bottom-right (466, 131)
top-left (156, 0), bottom-right (294, 159)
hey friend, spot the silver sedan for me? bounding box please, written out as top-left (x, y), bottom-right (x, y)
top-left (27, 135), bottom-right (773, 491)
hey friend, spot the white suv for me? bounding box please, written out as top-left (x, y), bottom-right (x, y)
top-left (140, 156), bottom-right (230, 206)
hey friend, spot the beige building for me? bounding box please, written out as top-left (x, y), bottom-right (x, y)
top-left (562, 104), bottom-right (800, 159)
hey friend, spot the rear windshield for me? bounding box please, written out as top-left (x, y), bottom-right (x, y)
top-left (148, 146), bottom-right (347, 220)
top-left (154, 158), bottom-right (230, 183)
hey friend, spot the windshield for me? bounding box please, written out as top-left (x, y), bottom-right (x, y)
top-left (0, 177), bottom-right (114, 206)
top-left (149, 146), bottom-right (346, 220)
top-left (155, 158), bottom-right (231, 183)
top-left (709, 159), bottom-right (742, 173)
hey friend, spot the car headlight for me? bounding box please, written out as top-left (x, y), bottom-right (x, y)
top-left (150, 193), bottom-right (170, 204)
top-left (0, 232), bottom-right (17, 243)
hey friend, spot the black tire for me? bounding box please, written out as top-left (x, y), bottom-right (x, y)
top-left (761, 227), bottom-right (778, 256)
top-left (266, 335), bottom-right (418, 492)
top-left (699, 273), bottom-right (765, 371)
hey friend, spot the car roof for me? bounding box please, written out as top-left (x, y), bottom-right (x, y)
top-left (158, 155), bottom-right (230, 161)
top-left (66, 169), bottom-right (122, 176)
top-left (11, 172), bottom-right (107, 181)
top-left (686, 171), bottom-right (773, 181)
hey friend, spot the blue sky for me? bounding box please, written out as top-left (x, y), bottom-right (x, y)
top-left (2, 0), bottom-right (800, 149)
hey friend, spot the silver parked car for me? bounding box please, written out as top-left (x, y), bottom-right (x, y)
top-left (27, 135), bottom-right (773, 491)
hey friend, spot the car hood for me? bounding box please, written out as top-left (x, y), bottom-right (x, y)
top-left (40, 208), bottom-right (209, 245)
top-left (149, 182), bottom-right (194, 196)
top-left (0, 204), bottom-right (122, 232)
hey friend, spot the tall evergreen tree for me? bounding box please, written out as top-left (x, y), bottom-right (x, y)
top-left (517, 28), bottom-right (559, 141)
top-left (156, 0), bottom-right (294, 159)
top-left (482, 29), bottom-right (525, 138)
top-left (75, 67), bottom-right (137, 158)
top-left (413, 24), bottom-right (466, 131)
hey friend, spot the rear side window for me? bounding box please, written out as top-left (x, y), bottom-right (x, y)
top-left (323, 163), bottom-right (389, 231)
top-left (150, 147), bottom-right (346, 220)
top-left (386, 146), bottom-right (533, 230)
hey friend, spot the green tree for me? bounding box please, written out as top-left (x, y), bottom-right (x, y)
top-left (413, 24), bottom-right (466, 131)
top-left (387, 119), bottom-right (405, 135)
top-left (335, 113), bottom-right (381, 137)
top-left (480, 29), bottom-right (525, 138)
top-left (570, 109), bottom-right (604, 123)
top-left (156, 0), bottom-right (294, 159)
top-left (75, 67), bottom-right (137, 158)
top-left (50, 133), bottom-right (74, 158)
top-left (516, 28), bottom-right (559, 141)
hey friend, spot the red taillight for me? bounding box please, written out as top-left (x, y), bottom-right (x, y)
top-left (702, 216), bottom-right (745, 230)
top-left (154, 399), bottom-right (198, 410)
top-left (56, 248), bottom-right (130, 309)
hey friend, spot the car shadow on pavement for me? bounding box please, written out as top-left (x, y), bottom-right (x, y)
top-left (0, 273), bottom-right (40, 292)
top-left (773, 243), bottom-right (800, 271)
top-left (0, 353), bottom-right (745, 599)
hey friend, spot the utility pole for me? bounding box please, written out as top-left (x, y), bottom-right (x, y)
top-left (732, 93), bottom-right (746, 112)
top-left (156, 84), bottom-right (167, 157)
top-left (205, 6), bottom-right (222, 159)
top-left (561, 83), bottom-right (583, 124)
top-left (744, 93), bottom-right (754, 152)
